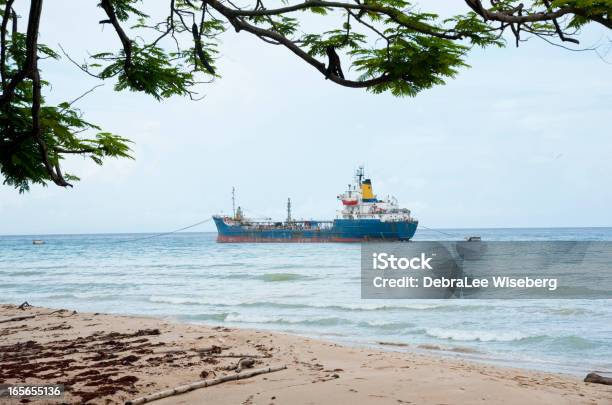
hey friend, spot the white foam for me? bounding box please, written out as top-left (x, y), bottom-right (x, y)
top-left (425, 328), bottom-right (528, 342)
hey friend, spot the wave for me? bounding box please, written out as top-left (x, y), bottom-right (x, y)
top-left (182, 312), bottom-right (232, 322)
top-left (549, 335), bottom-right (601, 350)
top-left (255, 273), bottom-right (312, 282)
top-left (37, 282), bottom-right (139, 293)
top-left (357, 320), bottom-right (415, 330)
top-left (264, 263), bottom-right (348, 270)
top-left (424, 329), bottom-right (608, 349)
top-left (424, 328), bottom-right (530, 342)
top-left (146, 297), bottom-right (504, 314)
top-left (220, 272), bottom-right (259, 279)
top-left (0, 270), bottom-right (49, 276)
top-left (140, 271), bottom-right (317, 282)
top-left (149, 296), bottom-right (213, 305)
top-left (414, 343), bottom-right (482, 354)
top-left (537, 307), bottom-right (594, 316)
top-left (131, 263), bottom-right (249, 269)
top-left (43, 292), bottom-right (128, 301)
top-left (221, 272), bottom-right (314, 281)
top-left (224, 313), bottom-right (352, 326)
top-left (3, 264), bottom-right (70, 270)
top-left (517, 334), bottom-right (602, 350)
top-left (149, 296), bottom-right (317, 307)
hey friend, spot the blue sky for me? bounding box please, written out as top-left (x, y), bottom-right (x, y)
top-left (1, 2), bottom-right (611, 235)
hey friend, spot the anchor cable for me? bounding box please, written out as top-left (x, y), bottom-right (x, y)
top-left (418, 225), bottom-right (457, 238)
top-left (113, 217), bottom-right (214, 243)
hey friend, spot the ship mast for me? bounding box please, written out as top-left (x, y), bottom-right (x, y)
top-left (356, 165), bottom-right (364, 185)
top-left (286, 198), bottom-right (292, 223)
top-left (232, 187), bottom-right (236, 219)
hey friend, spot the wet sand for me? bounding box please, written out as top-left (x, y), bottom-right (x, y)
top-left (1, 304), bottom-right (610, 404)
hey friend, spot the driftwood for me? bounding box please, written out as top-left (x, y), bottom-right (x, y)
top-left (0, 308), bottom-right (78, 324)
top-left (223, 357), bottom-right (255, 372)
top-left (125, 365), bottom-right (287, 405)
top-left (235, 357), bottom-right (255, 372)
top-left (584, 372), bottom-right (612, 385)
top-left (210, 353), bottom-right (271, 358)
top-left (377, 341), bottom-right (409, 347)
top-left (18, 301), bottom-right (31, 310)
top-left (194, 345), bottom-right (230, 353)
top-left (53, 310), bottom-right (77, 317)
top-left (154, 346), bottom-right (244, 356)
top-left (154, 349), bottom-right (190, 355)
top-left (46, 309), bottom-right (68, 316)
top-left (0, 314), bottom-right (36, 324)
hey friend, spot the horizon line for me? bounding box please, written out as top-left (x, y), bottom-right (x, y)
top-left (2, 225), bottom-right (612, 238)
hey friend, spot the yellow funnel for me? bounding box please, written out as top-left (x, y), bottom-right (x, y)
top-left (361, 179), bottom-right (375, 200)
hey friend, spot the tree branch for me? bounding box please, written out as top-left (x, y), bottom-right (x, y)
top-left (100, 0), bottom-right (133, 73)
top-left (0, 0), bottom-right (15, 87)
top-left (542, 0), bottom-right (579, 44)
top-left (220, 0), bottom-right (470, 40)
top-left (54, 146), bottom-right (101, 154)
top-left (59, 83), bottom-right (105, 112)
top-left (192, 22), bottom-right (215, 74)
top-left (205, 0), bottom-right (391, 88)
top-left (466, 0), bottom-right (610, 30)
top-left (25, 0), bottom-right (71, 187)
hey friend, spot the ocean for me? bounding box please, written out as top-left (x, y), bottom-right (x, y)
top-left (1, 228), bottom-right (611, 375)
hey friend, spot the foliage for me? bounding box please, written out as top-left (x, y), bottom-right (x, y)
top-left (1, 0), bottom-right (610, 191)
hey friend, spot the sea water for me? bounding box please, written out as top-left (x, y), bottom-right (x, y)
top-left (1, 228), bottom-right (611, 375)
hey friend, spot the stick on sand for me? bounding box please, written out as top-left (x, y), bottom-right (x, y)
top-left (0, 314), bottom-right (36, 324)
top-left (125, 365), bottom-right (287, 405)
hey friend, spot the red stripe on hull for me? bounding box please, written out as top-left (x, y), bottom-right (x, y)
top-left (217, 235), bottom-right (387, 243)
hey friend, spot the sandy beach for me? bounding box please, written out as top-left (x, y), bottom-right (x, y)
top-left (1, 303), bottom-right (610, 405)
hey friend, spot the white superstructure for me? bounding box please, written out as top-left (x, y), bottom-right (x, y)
top-left (336, 167), bottom-right (415, 223)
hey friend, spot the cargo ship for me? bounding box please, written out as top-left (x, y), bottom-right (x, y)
top-left (213, 167), bottom-right (418, 242)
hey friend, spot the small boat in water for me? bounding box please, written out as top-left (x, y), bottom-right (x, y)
top-left (456, 236), bottom-right (486, 260)
top-left (213, 166), bottom-right (418, 242)
top-left (32, 239), bottom-right (45, 245)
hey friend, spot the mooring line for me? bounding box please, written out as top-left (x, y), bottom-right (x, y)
top-left (112, 218), bottom-right (214, 243)
top-left (418, 225), bottom-right (457, 237)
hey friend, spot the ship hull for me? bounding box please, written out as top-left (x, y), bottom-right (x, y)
top-left (214, 217), bottom-right (418, 243)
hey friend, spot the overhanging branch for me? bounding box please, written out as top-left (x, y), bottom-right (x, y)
top-left (100, 0), bottom-right (133, 74)
top-left (26, 0), bottom-right (72, 187)
top-left (206, 0), bottom-right (391, 88)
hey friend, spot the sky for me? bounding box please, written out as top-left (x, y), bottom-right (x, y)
top-left (1, 1), bottom-right (611, 235)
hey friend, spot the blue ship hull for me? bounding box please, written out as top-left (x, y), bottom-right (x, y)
top-left (214, 217), bottom-right (418, 242)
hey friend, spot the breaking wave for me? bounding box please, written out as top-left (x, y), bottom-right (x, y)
top-left (224, 313), bottom-right (352, 326)
top-left (146, 297), bottom-right (496, 313)
top-left (424, 328), bottom-right (530, 342)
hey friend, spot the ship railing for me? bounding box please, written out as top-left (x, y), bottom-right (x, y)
top-left (238, 220), bottom-right (334, 231)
